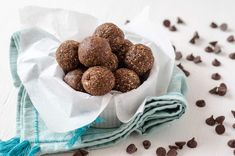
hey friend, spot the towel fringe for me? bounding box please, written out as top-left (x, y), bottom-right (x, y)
top-left (0, 137), bottom-right (40, 156)
top-left (67, 117), bottom-right (104, 148)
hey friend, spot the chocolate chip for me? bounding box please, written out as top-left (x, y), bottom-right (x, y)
top-left (213, 46), bottom-right (221, 54)
top-left (210, 22), bottom-right (218, 28)
top-left (186, 54), bottom-right (194, 61)
top-left (189, 32), bottom-right (200, 44)
top-left (206, 115), bottom-right (216, 126)
top-left (212, 59), bottom-right (221, 66)
top-left (167, 149), bottom-right (177, 156)
top-left (232, 123), bottom-right (235, 129)
top-left (209, 87), bottom-right (218, 94)
top-left (172, 45), bottom-right (176, 51)
top-left (215, 116), bottom-right (225, 124)
top-left (193, 56), bottom-right (202, 64)
top-left (126, 144), bottom-right (137, 154)
top-left (175, 141), bottom-right (186, 149)
top-left (177, 63), bottom-right (190, 77)
top-left (229, 53), bottom-right (235, 59)
top-left (227, 35), bottom-right (234, 42)
top-left (217, 83), bottom-right (227, 96)
top-left (177, 17), bottom-right (184, 24)
top-left (156, 147), bottom-right (167, 156)
top-left (73, 149), bottom-right (89, 156)
top-left (215, 124), bottom-right (225, 135)
top-left (170, 25), bottom-right (177, 32)
top-left (175, 51), bottom-right (182, 60)
top-left (220, 23), bottom-right (228, 31)
top-left (125, 20), bottom-right (130, 25)
top-left (205, 46), bottom-right (214, 53)
top-left (196, 100), bottom-right (206, 107)
top-left (143, 140), bottom-right (151, 149)
top-left (227, 139), bottom-right (235, 148)
top-left (211, 73), bottom-right (221, 80)
top-left (168, 145), bottom-right (179, 150)
top-left (163, 19), bottom-right (171, 27)
top-left (189, 38), bottom-right (196, 44)
top-left (187, 138), bottom-right (197, 148)
top-left (209, 41), bottom-right (218, 47)
top-left (232, 110), bottom-right (235, 118)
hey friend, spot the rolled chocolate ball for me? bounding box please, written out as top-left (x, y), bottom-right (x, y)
top-left (93, 23), bottom-right (124, 51)
top-left (56, 40), bottom-right (80, 73)
top-left (103, 53), bottom-right (118, 71)
top-left (82, 66), bottom-right (115, 96)
top-left (124, 44), bottom-right (154, 76)
top-left (112, 39), bottom-right (133, 63)
top-left (114, 68), bottom-right (140, 93)
top-left (64, 69), bottom-right (84, 92)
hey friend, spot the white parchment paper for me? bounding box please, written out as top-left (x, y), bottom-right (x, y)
top-left (17, 6), bottom-right (175, 132)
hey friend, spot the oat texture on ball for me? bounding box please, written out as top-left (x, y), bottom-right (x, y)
top-left (82, 66), bottom-right (115, 96)
top-left (93, 23), bottom-right (125, 51)
top-left (114, 68), bottom-right (140, 93)
top-left (56, 40), bottom-right (80, 73)
top-left (125, 44), bottom-right (154, 76)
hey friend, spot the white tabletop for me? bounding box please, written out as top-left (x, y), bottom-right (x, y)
top-left (0, 0), bottom-right (235, 155)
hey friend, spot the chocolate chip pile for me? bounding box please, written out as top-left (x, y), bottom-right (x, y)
top-left (163, 17), bottom-right (235, 155)
top-left (56, 23), bottom-right (154, 96)
top-left (125, 138), bottom-right (198, 156)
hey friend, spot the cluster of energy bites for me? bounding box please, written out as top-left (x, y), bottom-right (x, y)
top-left (56, 23), bottom-right (154, 96)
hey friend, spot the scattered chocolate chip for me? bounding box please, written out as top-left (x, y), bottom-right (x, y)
top-left (209, 87), bottom-right (218, 94)
top-left (210, 22), bottom-right (218, 28)
top-left (143, 140), bottom-right (151, 149)
top-left (167, 149), bottom-right (178, 156)
top-left (126, 144), bottom-right (137, 154)
top-left (229, 53), bottom-right (235, 59)
top-left (215, 124), bottom-right (225, 135)
top-left (232, 123), bottom-right (235, 129)
top-left (187, 138), bottom-right (197, 148)
top-left (228, 139), bottom-right (235, 148)
top-left (189, 31), bottom-right (200, 44)
top-left (163, 19), bottom-right (171, 28)
top-left (193, 56), bottom-right (202, 64)
top-left (73, 149), bottom-right (89, 156)
top-left (220, 23), bottom-right (228, 31)
top-left (209, 41), bottom-right (218, 47)
top-left (205, 46), bottom-right (214, 53)
top-left (125, 20), bottom-right (130, 25)
top-left (170, 25), bottom-right (177, 32)
top-left (232, 110), bottom-right (235, 118)
top-left (213, 46), bottom-right (221, 54)
top-left (156, 147), bottom-right (167, 156)
top-left (177, 63), bottom-right (190, 77)
top-left (217, 83), bottom-right (227, 96)
top-left (227, 35), bottom-right (234, 42)
top-left (168, 145), bottom-right (179, 150)
top-left (211, 73), bottom-right (221, 80)
top-left (175, 141), bottom-right (186, 149)
top-left (215, 116), bottom-right (225, 124)
top-left (189, 38), bottom-right (196, 44)
top-left (212, 59), bottom-right (221, 66)
top-left (175, 51), bottom-right (182, 60)
top-left (186, 54), bottom-right (194, 61)
top-left (196, 100), bottom-right (206, 107)
top-left (177, 17), bottom-right (184, 24)
top-left (206, 115), bottom-right (216, 126)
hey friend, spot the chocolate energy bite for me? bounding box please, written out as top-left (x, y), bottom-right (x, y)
top-left (78, 36), bottom-right (117, 71)
top-left (125, 44), bottom-right (154, 76)
top-left (56, 40), bottom-right (80, 73)
top-left (93, 23), bottom-right (124, 51)
top-left (64, 69), bottom-right (84, 92)
top-left (103, 53), bottom-right (118, 71)
top-left (114, 68), bottom-right (140, 93)
top-left (82, 66), bottom-right (115, 96)
top-left (126, 144), bottom-right (137, 154)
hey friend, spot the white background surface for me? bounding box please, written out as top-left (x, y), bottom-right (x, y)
top-left (0, 0), bottom-right (235, 155)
